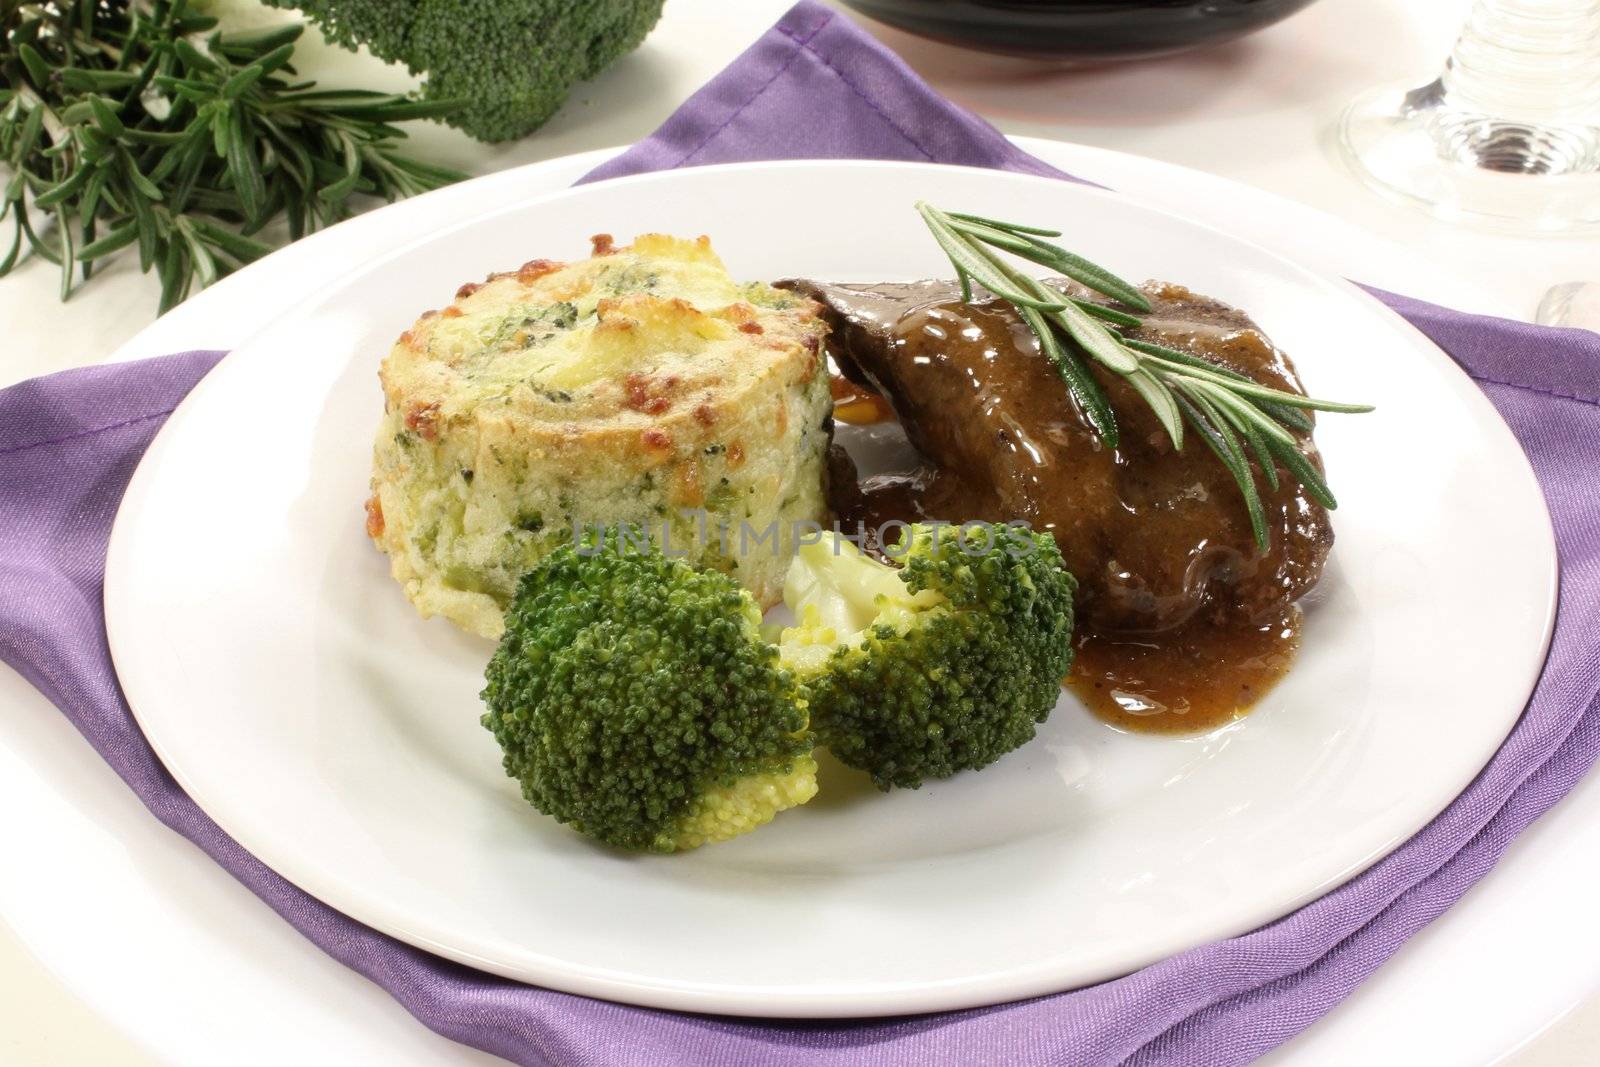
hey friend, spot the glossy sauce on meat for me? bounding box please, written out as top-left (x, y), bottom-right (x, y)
top-left (793, 278), bottom-right (1331, 734)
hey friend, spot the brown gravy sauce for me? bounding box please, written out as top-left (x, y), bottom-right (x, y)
top-left (1066, 610), bottom-right (1300, 734)
top-left (823, 295), bottom-right (1310, 739)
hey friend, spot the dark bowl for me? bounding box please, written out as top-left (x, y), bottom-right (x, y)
top-left (840, 0), bottom-right (1323, 60)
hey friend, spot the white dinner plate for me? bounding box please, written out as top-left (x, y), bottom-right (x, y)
top-left (104, 159), bottom-right (1557, 1018)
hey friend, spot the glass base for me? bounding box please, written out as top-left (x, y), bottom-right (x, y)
top-left (1338, 82), bottom-right (1600, 234)
top-left (1535, 281), bottom-right (1600, 329)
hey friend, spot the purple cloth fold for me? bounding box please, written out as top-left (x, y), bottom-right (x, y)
top-left (3, 3), bottom-right (1598, 1064)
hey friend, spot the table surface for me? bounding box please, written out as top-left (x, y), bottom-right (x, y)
top-left (4, 1), bottom-right (1598, 1064)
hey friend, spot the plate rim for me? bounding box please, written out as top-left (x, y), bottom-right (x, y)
top-left (104, 156), bottom-right (1561, 1017)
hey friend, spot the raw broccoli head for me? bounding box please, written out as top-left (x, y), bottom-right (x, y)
top-left (482, 542), bottom-right (815, 853)
top-left (779, 524), bottom-right (1076, 790)
top-left (273, 0), bottom-right (665, 142)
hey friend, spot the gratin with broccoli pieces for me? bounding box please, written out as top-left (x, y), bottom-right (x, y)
top-left (481, 524), bottom-right (1076, 852)
top-left (368, 233), bottom-right (831, 639)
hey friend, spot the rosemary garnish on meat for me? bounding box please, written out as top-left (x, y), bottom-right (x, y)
top-left (914, 201), bottom-right (1374, 549)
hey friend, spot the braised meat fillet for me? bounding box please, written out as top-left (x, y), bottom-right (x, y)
top-left (779, 278), bottom-right (1334, 636)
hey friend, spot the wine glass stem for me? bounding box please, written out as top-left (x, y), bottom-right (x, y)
top-left (1441, 0), bottom-right (1600, 121)
top-left (1336, 0), bottom-right (1600, 227)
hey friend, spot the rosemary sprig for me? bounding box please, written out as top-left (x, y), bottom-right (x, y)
top-left (915, 202), bottom-right (1374, 549)
top-left (2, 0), bottom-right (466, 312)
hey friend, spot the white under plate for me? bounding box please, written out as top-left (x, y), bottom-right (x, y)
top-left (105, 160), bottom-right (1556, 1018)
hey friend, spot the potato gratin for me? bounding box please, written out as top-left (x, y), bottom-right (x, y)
top-left (367, 233), bottom-right (831, 638)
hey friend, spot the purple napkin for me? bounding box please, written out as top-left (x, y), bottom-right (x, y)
top-left (4, 3), bottom-right (1598, 1064)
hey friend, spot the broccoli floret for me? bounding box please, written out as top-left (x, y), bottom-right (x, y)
top-left (481, 524), bottom-right (1074, 850)
top-left (481, 542), bottom-right (815, 853)
top-left (778, 525), bottom-right (1076, 790)
top-left (272, 0), bottom-right (665, 142)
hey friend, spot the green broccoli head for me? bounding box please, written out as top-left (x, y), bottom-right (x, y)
top-left (779, 524), bottom-right (1076, 790)
top-left (272, 0), bottom-right (665, 142)
top-left (482, 542), bottom-right (815, 853)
